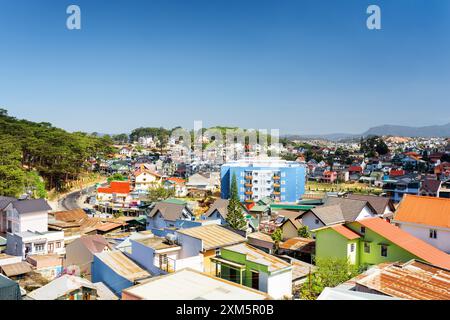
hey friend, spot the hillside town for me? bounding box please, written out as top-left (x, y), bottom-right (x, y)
top-left (1, 125), bottom-right (449, 301)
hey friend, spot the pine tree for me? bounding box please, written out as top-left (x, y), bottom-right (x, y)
top-left (226, 173), bottom-right (247, 230)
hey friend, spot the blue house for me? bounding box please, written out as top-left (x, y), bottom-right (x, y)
top-left (221, 158), bottom-right (306, 203)
top-left (92, 250), bottom-right (150, 296)
top-left (382, 177), bottom-right (421, 202)
top-left (146, 202), bottom-right (194, 231)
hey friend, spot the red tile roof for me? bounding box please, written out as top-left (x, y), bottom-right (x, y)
top-left (331, 224), bottom-right (361, 240)
top-left (394, 195), bottom-right (450, 229)
top-left (98, 181), bottom-right (131, 194)
top-left (165, 177), bottom-right (186, 184)
top-left (390, 169), bottom-right (406, 177)
top-left (349, 166), bottom-right (363, 172)
top-left (358, 217), bottom-right (450, 270)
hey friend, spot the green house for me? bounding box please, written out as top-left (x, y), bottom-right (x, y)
top-left (211, 243), bottom-right (293, 299)
top-left (315, 217), bottom-right (450, 270)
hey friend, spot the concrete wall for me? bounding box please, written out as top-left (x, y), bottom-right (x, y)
top-left (266, 270), bottom-right (293, 300)
top-left (92, 255), bottom-right (131, 297)
top-left (300, 211), bottom-right (325, 232)
top-left (396, 222), bottom-right (450, 254)
top-left (176, 232), bottom-right (203, 259)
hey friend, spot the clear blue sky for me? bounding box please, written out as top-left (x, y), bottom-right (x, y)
top-left (0, 0), bottom-right (449, 135)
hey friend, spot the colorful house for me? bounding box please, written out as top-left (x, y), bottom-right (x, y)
top-left (211, 243), bottom-right (293, 299)
top-left (393, 195), bottom-right (450, 253)
top-left (314, 217), bottom-right (450, 270)
top-left (176, 225), bottom-right (246, 274)
top-left (92, 250), bottom-right (150, 296)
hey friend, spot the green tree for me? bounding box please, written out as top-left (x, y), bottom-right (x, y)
top-left (300, 258), bottom-right (360, 300)
top-left (226, 173), bottom-right (247, 230)
top-left (297, 225), bottom-right (311, 238)
top-left (107, 173), bottom-right (127, 183)
top-left (147, 186), bottom-right (175, 202)
top-left (271, 228), bottom-right (283, 249)
top-left (24, 171), bottom-right (47, 199)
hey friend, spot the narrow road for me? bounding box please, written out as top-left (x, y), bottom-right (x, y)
top-left (58, 183), bottom-right (106, 211)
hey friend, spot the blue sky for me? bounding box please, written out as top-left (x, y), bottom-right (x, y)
top-left (0, 0), bottom-right (449, 135)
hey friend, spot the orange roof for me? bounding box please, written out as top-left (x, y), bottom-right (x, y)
top-left (133, 169), bottom-right (161, 178)
top-left (331, 224), bottom-right (361, 240)
top-left (98, 181), bottom-right (131, 194)
top-left (358, 217), bottom-right (450, 270)
top-left (165, 177), bottom-right (186, 184)
top-left (394, 195), bottom-right (450, 229)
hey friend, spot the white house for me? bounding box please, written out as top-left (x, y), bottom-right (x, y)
top-left (133, 169), bottom-right (162, 191)
top-left (392, 195), bottom-right (450, 253)
top-left (298, 197), bottom-right (378, 232)
top-left (129, 235), bottom-right (203, 276)
top-left (4, 199), bottom-right (51, 234)
top-left (4, 199), bottom-right (65, 259)
top-left (6, 230), bottom-right (65, 259)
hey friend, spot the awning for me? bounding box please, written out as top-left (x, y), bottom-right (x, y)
top-left (210, 257), bottom-right (246, 269)
top-left (0, 262), bottom-right (32, 277)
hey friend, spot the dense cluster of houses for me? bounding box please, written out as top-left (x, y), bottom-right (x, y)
top-left (1, 188), bottom-right (450, 300)
top-left (0, 137), bottom-right (449, 300)
top-left (302, 138), bottom-right (450, 203)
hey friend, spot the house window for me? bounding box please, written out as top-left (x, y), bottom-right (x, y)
top-left (35, 244), bottom-right (45, 252)
top-left (48, 243), bottom-right (54, 253)
top-left (381, 245), bottom-right (388, 257)
top-left (56, 242), bottom-right (61, 248)
top-left (350, 243), bottom-right (355, 252)
top-left (315, 219), bottom-right (320, 225)
top-left (429, 229), bottom-right (437, 239)
top-left (364, 242), bottom-right (370, 253)
top-left (360, 226), bottom-right (366, 235)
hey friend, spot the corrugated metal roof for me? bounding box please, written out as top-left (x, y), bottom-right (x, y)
top-left (95, 251), bottom-right (150, 281)
top-left (223, 243), bottom-right (291, 272)
top-left (122, 268), bottom-right (270, 300)
top-left (0, 261), bottom-right (32, 277)
top-left (279, 237), bottom-right (315, 252)
top-left (356, 260), bottom-right (450, 300)
top-left (177, 225), bottom-right (246, 251)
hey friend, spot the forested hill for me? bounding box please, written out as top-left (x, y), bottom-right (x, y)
top-left (0, 109), bottom-right (115, 197)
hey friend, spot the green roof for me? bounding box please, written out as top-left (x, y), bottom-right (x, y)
top-left (249, 205), bottom-right (269, 212)
top-left (270, 204), bottom-right (315, 211)
top-left (298, 199), bottom-right (324, 205)
top-left (257, 197), bottom-right (274, 206)
top-left (162, 198), bottom-right (187, 205)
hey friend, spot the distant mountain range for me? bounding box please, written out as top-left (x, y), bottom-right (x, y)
top-left (286, 123), bottom-right (450, 141)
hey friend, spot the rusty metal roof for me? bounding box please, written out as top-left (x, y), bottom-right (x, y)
top-left (356, 260), bottom-right (450, 300)
top-left (279, 237), bottom-right (315, 253)
top-left (0, 261), bottom-right (32, 277)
